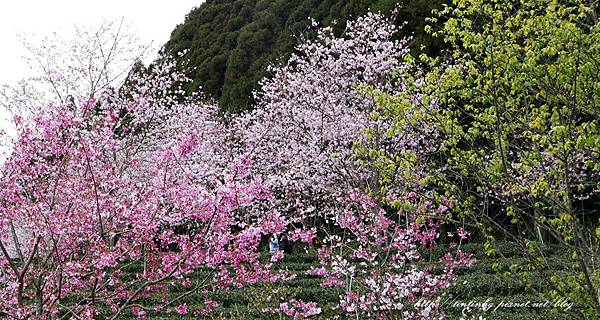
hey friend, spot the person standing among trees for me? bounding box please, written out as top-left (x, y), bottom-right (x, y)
top-left (269, 233), bottom-right (279, 254)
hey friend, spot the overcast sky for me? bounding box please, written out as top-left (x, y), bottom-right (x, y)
top-left (0, 0), bottom-right (201, 84)
top-left (0, 0), bottom-right (202, 161)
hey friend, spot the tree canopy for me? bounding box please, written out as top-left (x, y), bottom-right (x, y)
top-left (164, 0), bottom-right (445, 113)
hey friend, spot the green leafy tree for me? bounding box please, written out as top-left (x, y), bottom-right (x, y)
top-left (369, 0), bottom-right (600, 317)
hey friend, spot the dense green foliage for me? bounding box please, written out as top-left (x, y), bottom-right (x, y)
top-left (164, 0), bottom-right (445, 112)
top-left (365, 0), bottom-right (600, 317)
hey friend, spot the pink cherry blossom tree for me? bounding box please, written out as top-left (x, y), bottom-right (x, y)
top-left (232, 12), bottom-right (415, 226)
top-left (236, 12), bottom-right (472, 319)
top-left (305, 190), bottom-right (475, 319)
top-left (0, 56), bottom-right (288, 319)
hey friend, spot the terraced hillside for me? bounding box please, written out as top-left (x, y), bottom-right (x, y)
top-left (117, 242), bottom-right (578, 319)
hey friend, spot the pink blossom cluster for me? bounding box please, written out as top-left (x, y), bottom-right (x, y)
top-left (309, 190), bottom-right (476, 319)
top-left (264, 299), bottom-right (322, 319)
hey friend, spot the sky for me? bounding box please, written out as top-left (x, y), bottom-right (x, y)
top-left (0, 0), bottom-right (202, 161)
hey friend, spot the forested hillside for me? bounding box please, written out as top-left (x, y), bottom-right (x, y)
top-left (164, 0), bottom-right (444, 112)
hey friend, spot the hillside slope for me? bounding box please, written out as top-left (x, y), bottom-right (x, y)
top-left (164, 0), bottom-right (444, 112)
